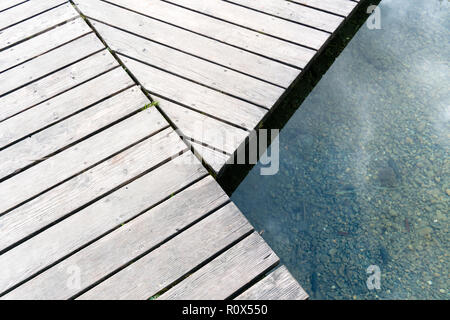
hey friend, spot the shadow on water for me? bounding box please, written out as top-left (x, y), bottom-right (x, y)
top-left (218, 0), bottom-right (381, 194)
top-left (226, 0), bottom-right (449, 300)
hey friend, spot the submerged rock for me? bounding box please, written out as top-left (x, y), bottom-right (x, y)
top-left (377, 166), bottom-right (398, 187)
top-left (387, 157), bottom-right (402, 181)
top-left (379, 247), bottom-right (391, 265)
top-left (310, 271), bottom-right (318, 295)
top-left (296, 133), bottom-right (314, 159)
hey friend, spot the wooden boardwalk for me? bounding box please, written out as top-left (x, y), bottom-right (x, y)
top-left (72, 0), bottom-right (360, 174)
top-left (0, 0), bottom-right (361, 300)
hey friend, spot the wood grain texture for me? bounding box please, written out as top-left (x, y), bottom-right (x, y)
top-left (93, 21), bottom-right (283, 108)
top-left (236, 265), bottom-right (309, 300)
top-left (0, 67), bottom-right (132, 149)
top-left (120, 56), bottom-right (266, 132)
top-left (80, 0), bottom-right (315, 68)
top-left (77, 202), bottom-right (252, 300)
top-left (0, 103), bottom-right (164, 215)
top-left (0, 50), bottom-right (118, 122)
top-left (225, 0), bottom-right (343, 32)
top-left (74, 0), bottom-right (298, 88)
top-left (0, 33), bottom-right (104, 96)
top-left (0, 0), bottom-right (28, 12)
top-left (0, 18), bottom-right (90, 72)
top-left (0, 109), bottom-right (168, 253)
top-left (166, 0), bottom-right (330, 49)
top-left (290, 0), bottom-right (356, 17)
top-left (0, 0), bottom-right (66, 30)
top-left (156, 97), bottom-right (249, 156)
top-left (0, 3), bottom-right (78, 50)
top-left (190, 140), bottom-right (230, 175)
top-left (159, 232), bottom-right (279, 300)
top-left (2, 174), bottom-right (228, 300)
top-left (0, 0), bottom-right (366, 300)
top-left (0, 128), bottom-right (189, 294)
top-left (0, 86), bottom-right (147, 180)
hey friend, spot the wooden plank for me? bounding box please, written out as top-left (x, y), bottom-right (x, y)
top-left (190, 141), bottom-right (230, 175)
top-left (74, 0), bottom-right (298, 88)
top-left (0, 86), bottom-right (147, 180)
top-left (93, 21), bottom-right (283, 108)
top-left (0, 18), bottom-right (90, 72)
top-left (120, 56), bottom-right (266, 131)
top-left (0, 0), bottom-right (66, 30)
top-left (2, 175), bottom-right (228, 300)
top-left (156, 97), bottom-right (248, 156)
top-left (0, 50), bottom-right (118, 122)
top-left (0, 67), bottom-right (132, 149)
top-left (0, 105), bottom-right (165, 215)
top-left (0, 110), bottom-right (169, 254)
top-left (159, 232), bottom-right (279, 300)
top-left (0, 130), bottom-right (190, 294)
top-left (236, 265), bottom-right (309, 300)
top-left (0, 3), bottom-right (78, 50)
top-left (166, 0), bottom-right (329, 50)
top-left (290, 0), bottom-right (356, 17)
top-left (77, 202), bottom-right (253, 300)
top-left (0, 0), bottom-right (27, 12)
top-left (77, 0), bottom-right (315, 68)
top-left (0, 33), bottom-right (104, 96)
top-left (225, 0), bottom-right (343, 32)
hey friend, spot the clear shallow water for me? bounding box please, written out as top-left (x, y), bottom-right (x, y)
top-left (231, 0), bottom-right (449, 299)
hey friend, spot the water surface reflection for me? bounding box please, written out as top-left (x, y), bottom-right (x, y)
top-left (231, 0), bottom-right (449, 299)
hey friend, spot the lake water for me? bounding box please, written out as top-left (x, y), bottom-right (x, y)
top-left (231, 0), bottom-right (449, 299)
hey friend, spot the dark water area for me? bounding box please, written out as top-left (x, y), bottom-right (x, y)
top-left (231, 0), bottom-right (449, 299)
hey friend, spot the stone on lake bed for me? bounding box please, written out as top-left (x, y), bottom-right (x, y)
top-left (388, 209), bottom-right (398, 217)
top-left (418, 226), bottom-right (433, 237)
top-left (377, 166), bottom-right (398, 187)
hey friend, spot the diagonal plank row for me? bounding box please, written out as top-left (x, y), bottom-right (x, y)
top-left (74, 0), bottom-right (359, 174)
top-left (0, 0), bottom-right (306, 299)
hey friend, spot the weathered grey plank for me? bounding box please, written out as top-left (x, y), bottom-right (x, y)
top-left (0, 67), bottom-right (132, 149)
top-left (0, 104), bottom-right (164, 215)
top-left (0, 33), bottom-right (104, 96)
top-left (159, 232), bottom-right (279, 300)
top-left (120, 56), bottom-right (266, 131)
top-left (0, 110), bottom-right (169, 254)
top-left (79, 0), bottom-right (314, 68)
top-left (236, 265), bottom-right (309, 300)
top-left (190, 141), bottom-right (230, 175)
top-left (290, 0), bottom-right (356, 17)
top-left (74, 0), bottom-right (298, 88)
top-left (0, 86), bottom-right (147, 180)
top-left (0, 3), bottom-right (78, 50)
top-left (0, 18), bottom-right (90, 72)
top-left (0, 130), bottom-right (189, 294)
top-left (226, 0), bottom-right (343, 32)
top-left (156, 97), bottom-right (248, 156)
top-left (93, 21), bottom-right (283, 108)
top-left (0, 0), bottom-right (365, 301)
top-left (0, 50), bottom-right (118, 122)
top-left (0, 0), bottom-right (27, 12)
top-left (0, 0), bottom-right (66, 30)
top-left (166, 0), bottom-right (329, 50)
top-left (2, 174), bottom-right (228, 300)
top-left (78, 202), bottom-right (252, 300)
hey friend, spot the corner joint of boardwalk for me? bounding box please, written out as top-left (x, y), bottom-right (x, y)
top-left (0, 0), bottom-right (363, 300)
